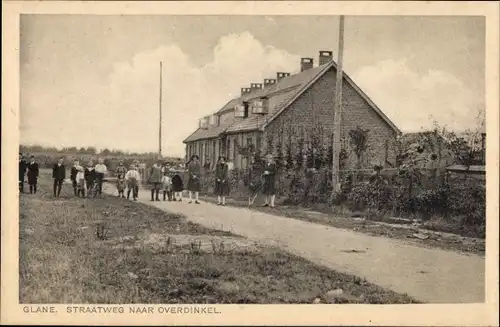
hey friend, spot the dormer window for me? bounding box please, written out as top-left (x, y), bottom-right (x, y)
top-left (234, 104), bottom-right (245, 118)
top-left (251, 97), bottom-right (269, 114)
top-left (199, 117), bottom-right (209, 129)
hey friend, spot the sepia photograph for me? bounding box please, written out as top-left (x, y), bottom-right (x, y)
top-left (2, 1), bottom-right (499, 326)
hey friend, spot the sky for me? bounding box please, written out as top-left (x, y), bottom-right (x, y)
top-left (20, 15), bottom-right (485, 157)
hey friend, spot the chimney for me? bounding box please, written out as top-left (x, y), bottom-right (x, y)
top-left (264, 78), bottom-right (277, 88)
top-left (300, 58), bottom-right (314, 72)
top-left (276, 72), bottom-right (290, 82)
top-left (319, 50), bottom-right (333, 66)
top-left (240, 87), bottom-right (251, 96)
top-left (250, 83), bottom-right (263, 92)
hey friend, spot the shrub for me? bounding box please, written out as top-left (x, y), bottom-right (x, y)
top-left (413, 186), bottom-right (450, 220)
top-left (347, 178), bottom-right (393, 214)
top-left (447, 181), bottom-right (485, 227)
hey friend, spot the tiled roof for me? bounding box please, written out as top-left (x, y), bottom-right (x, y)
top-left (184, 59), bottom-right (400, 142)
top-left (183, 99), bottom-right (239, 143)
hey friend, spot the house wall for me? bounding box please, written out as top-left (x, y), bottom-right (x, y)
top-left (222, 131), bottom-right (261, 169)
top-left (264, 67), bottom-right (399, 169)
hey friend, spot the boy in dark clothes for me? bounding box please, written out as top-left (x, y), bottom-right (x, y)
top-left (19, 153), bottom-right (27, 193)
top-left (70, 160), bottom-right (80, 196)
top-left (171, 171), bottom-right (184, 202)
top-left (27, 155), bottom-right (39, 194)
top-left (84, 160), bottom-right (96, 197)
top-left (52, 157), bottom-right (66, 197)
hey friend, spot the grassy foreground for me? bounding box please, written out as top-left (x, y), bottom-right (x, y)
top-left (19, 173), bottom-right (418, 304)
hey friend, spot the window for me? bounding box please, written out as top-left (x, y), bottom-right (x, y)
top-left (227, 139), bottom-right (231, 159)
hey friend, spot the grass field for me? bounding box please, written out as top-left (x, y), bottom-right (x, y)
top-left (19, 172), bottom-right (418, 304)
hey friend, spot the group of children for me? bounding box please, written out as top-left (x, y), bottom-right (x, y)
top-left (113, 160), bottom-right (184, 202)
top-left (20, 151), bottom-right (278, 207)
top-left (68, 158), bottom-right (108, 198)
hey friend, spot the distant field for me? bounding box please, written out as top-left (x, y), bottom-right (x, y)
top-left (19, 171), bottom-right (417, 304)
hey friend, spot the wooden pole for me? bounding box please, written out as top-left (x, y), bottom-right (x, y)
top-left (159, 61), bottom-right (163, 157)
top-left (332, 15), bottom-right (345, 192)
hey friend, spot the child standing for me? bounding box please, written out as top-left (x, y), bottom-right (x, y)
top-left (148, 159), bottom-right (163, 201)
top-left (262, 154), bottom-right (277, 208)
top-left (94, 158), bottom-right (108, 197)
top-left (75, 166), bottom-right (86, 197)
top-left (125, 164), bottom-right (141, 201)
top-left (161, 169), bottom-right (173, 201)
top-left (214, 156), bottom-right (229, 206)
top-left (171, 170), bottom-right (184, 202)
top-left (187, 154), bottom-right (201, 204)
top-left (84, 161), bottom-right (96, 197)
top-left (116, 175), bottom-right (126, 198)
top-left (115, 160), bottom-right (127, 198)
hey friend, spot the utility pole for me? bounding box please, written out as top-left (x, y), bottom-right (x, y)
top-left (332, 15), bottom-right (345, 192)
top-left (159, 61), bottom-right (163, 157)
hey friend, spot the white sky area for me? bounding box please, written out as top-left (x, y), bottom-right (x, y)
top-left (20, 15), bottom-right (485, 157)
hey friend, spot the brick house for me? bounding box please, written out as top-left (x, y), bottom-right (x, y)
top-left (183, 50), bottom-right (401, 171)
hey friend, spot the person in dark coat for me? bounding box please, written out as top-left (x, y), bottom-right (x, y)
top-left (214, 156), bottom-right (229, 206)
top-left (171, 170), bottom-right (184, 202)
top-left (52, 157), bottom-right (66, 197)
top-left (27, 155), bottom-right (39, 194)
top-left (148, 158), bottom-right (163, 201)
top-left (19, 153), bottom-right (27, 193)
top-left (70, 159), bottom-right (80, 196)
top-left (84, 160), bottom-right (96, 197)
top-left (187, 155), bottom-right (201, 204)
top-left (262, 153), bottom-right (277, 208)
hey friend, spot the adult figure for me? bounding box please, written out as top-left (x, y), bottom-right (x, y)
top-left (214, 156), bottom-right (229, 206)
top-left (70, 159), bottom-right (80, 196)
top-left (27, 155), bottom-right (39, 194)
top-left (262, 153), bottom-right (277, 208)
top-left (94, 158), bottom-right (108, 197)
top-left (52, 157), bottom-right (66, 197)
top-left (19, 153), bottom-right (27, 193)
top-left (187, 154), bottom-right (201, 204)
top-left (148, 158), bottom-right (163, 201)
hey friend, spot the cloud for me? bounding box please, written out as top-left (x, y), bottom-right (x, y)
top-left (102, 32), bottom-right (301, 156)
top-left (21, 33), bottom-right (484, 157)
top-left (21, 32), bottom-right (300, 156)
top-left (351, 59), bottom-right (484, 133)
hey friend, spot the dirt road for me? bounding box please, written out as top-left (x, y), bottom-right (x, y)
top-left (103, 186), bottom-right (484, 303)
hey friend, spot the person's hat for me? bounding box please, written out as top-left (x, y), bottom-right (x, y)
top-left (265, 153), bottom-right (274, 159)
